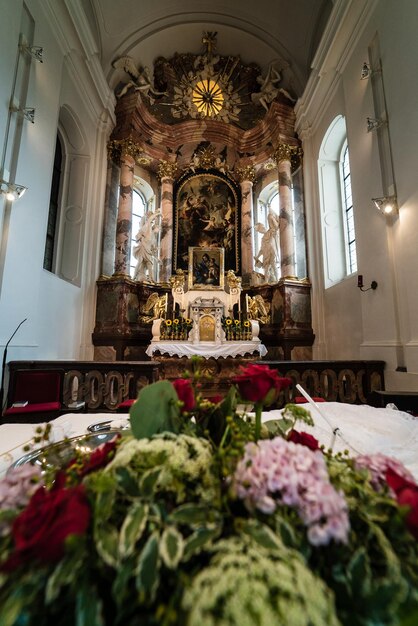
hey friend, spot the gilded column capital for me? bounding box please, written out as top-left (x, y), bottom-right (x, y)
top-left (157, 160), bottom-right (178, 181)
top-left (273, 143), bottom-right (303, 171)
top-left (235, 165), bottom-right (257, 184)
top-left (107, 138), bottom-right (150, 166)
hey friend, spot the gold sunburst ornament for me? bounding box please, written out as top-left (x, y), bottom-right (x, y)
top-left (192, 79), bottom-right (224, 117)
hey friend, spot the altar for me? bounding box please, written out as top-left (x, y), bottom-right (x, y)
top-left (146, 249), bottom-right (267, 361)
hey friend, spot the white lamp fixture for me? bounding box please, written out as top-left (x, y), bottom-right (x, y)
top-left (0, 179), bottom-right (28, 202)
top-left (10, 105), bottom-right (36, 123)
top-left (19, 43), bottom-right (44, 63)
top-left (372, 195), bottom-right (398, 216)
top-left (360, 62), bottom-right (381, 80)
top-left (360, 62), bottom-right (372, 80)
top-left (367, 117), bottom-right (386, 132)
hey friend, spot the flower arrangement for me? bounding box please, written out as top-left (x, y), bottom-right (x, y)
top-left (221, 316), bottom-right (252, 340)
top-left (1, 361), bottom-right (418, 626)
top-left (160, 317), bottom-right (193, 340)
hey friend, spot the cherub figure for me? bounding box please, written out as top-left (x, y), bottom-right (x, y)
top-left (112, 56), bottom-right (166, 102)
top-left (251, 63), bottom-right (282, 111)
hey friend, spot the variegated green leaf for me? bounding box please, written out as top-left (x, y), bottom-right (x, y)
top-left (183, 526), bottom-right (221, 561)
top-left (115, 466), bottom-right (141, 497)
top-left (119, 502), bottom-right (149, 559)
top-left (75, 584), bottom-right (105, 626)
top-left (95, 524), bottom-right (119, 568)
top-left (159, 526), bottom-right (184, 569)
top-left (135, 531), bottom-right (160, 601)
top-left (242, 519), bottom-right (284, 552)
top-left (140, 466), bottom-right (162, 497)
top-left (168, 503), bottom-right (215, 526)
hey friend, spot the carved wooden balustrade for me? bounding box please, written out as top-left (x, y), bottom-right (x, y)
top-left (5, 359), bottom-right (384, 415)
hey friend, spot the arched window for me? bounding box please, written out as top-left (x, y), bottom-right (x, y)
top-left (43, 105), bottom-right (89, 286)
top-left (43, 134), bottom-right (63, 272)
top-left (341, 144), bottom-right (357, 274)
top-left (318, 115), bottom-right (357, 287)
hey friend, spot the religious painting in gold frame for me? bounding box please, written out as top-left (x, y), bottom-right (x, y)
top-left (188, 247), bottom-right (224, 290)
top-left (174, 173), bottom-right (240, 274)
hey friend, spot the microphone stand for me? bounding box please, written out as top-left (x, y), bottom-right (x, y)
top-left (0, 318), bottom-right (27, 414)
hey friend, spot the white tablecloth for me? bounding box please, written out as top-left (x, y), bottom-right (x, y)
top-left (262, 402), bottom-right (418, 479)
top-left (1, 404), bottom-right (418, 480)
top-left (146, 340), bottom-right (267, 359)
top-left (0, 413), bottom-right (129, 477)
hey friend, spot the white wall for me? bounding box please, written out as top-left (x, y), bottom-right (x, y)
top-left (296, 0), bottom-right (418, 390)
top-left (0, 0), bottom-right (114, 385)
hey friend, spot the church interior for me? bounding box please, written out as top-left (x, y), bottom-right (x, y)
top-left (1, 0), bottom-right (418, 410)
top-left (3, 2), bottom-right (418, 624)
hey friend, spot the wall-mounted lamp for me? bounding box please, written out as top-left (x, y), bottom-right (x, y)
top-left (10, 105), bottom-right (36, 123)
top-left (358, 275), bottom-right (378, 292)
top-left (360, 62), bottom-right (372, 80)
top-left (19, 43), bottom-right (44, 63)
top-left (372, 195), bottom-right (398, 216)
top-left (0, 179), bottom-right (28, 202)
top-left (360, 62), bottom-right (381, 80)
top-left (367, 117), bottom-right (386, 132)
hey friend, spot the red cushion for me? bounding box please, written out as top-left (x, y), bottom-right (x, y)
top-left (118, 399), bottom-right (136, 409)
top-left (294, 396), bottom-right (326, 404)
top-left (12, 371), bottom-right (61, 404)
top-left (4, 402), bottom-right (61, 415)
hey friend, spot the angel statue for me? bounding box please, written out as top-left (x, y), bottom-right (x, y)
top-left (133, 210), bottom-right (161, 282)
top-left (246, 294), bottom-right (271, 325)
top-left (251, 62), bottom-right (295, 111)
top-left (254, 208), bottom-right (280, 283)
top-left (139, 293), bottom-right (167, 324)
top-left (112, 56), bottom-right (166, 102)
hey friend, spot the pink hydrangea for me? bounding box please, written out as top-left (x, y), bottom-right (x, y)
top-left (0, 465), bottom-right (44, 511)
top-left (354, 453), bottom-right (415, 492)
top-left (231, 437), bottom-right (350, 546)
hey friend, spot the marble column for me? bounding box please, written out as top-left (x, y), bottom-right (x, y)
top-left (274, 144), bottom-right (298, 278)
top-left (236, 165), bottom-right (256, 286)
top-left (101, 151), bottom-right (120, 277)
top-left (158, 160), bottom-right (177, 283)
top-left (114, 152), bottom-right (135, 276)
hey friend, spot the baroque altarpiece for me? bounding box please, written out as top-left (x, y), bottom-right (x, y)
top-left (93, 33), bottom-right (314, 367)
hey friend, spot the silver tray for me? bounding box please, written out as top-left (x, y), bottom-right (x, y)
top-left (87, 419), bottom-right (130, 433)
top-left (11, 432), bottom-right (121, 471)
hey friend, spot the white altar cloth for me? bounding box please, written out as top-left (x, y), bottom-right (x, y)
top-left (1, 403), bottom-right (418, 481)
top-left (146, 341), bottom-right (268, 359)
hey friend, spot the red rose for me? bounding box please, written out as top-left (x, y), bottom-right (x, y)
top-left (386, 468), bottom-right (418, 539)
top-left (173, 379), bottom-right (195, 413)
top-left (232, 364), bottom-right (291, 406)
top-left (288, 429), bottom-right (320, 451)
top-left (2, 484), bottom-right (90, 571)
top-left (69, 436), bottom-right (120, 477)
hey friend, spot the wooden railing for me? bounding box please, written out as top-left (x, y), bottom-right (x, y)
top-left (6, 359), bottom-right (384, 414)
top-left (260, 360), bottom-right (385, 406)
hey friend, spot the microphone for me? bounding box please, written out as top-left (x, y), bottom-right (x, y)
top-left (0, 318), bottom-right (27, 414)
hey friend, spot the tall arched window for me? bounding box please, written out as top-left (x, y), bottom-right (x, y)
top-left (341, 144), bottom-right (357, 274)
top-left (318, 115), bottom-right (357, 287)
top-left (43, 134), bottom-right (63, 272)
top-left (43, 105), bottom-right (89, 286)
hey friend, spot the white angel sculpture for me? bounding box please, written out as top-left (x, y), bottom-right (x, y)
top-left (112, 56), bottom-right (166, 101)
top-left (254, 209), bottom-right (280, 283)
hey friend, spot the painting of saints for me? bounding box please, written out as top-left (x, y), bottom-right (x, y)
top-left (175, 174), bottom-right (239, 272)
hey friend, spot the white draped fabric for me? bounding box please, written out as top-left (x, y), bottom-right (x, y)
top-left (1, 404), bottom-right (418, 480)
top-left (146, 341), bottom-right (267, 359)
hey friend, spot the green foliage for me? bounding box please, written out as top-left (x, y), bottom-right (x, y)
top-left (130, 380), bottom-right (181, 438)
top-left (2, 370), bottom-right (418, 626)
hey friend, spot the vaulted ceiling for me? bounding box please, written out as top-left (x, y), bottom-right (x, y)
top-left (83, 0), bottom-right (333, 98)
